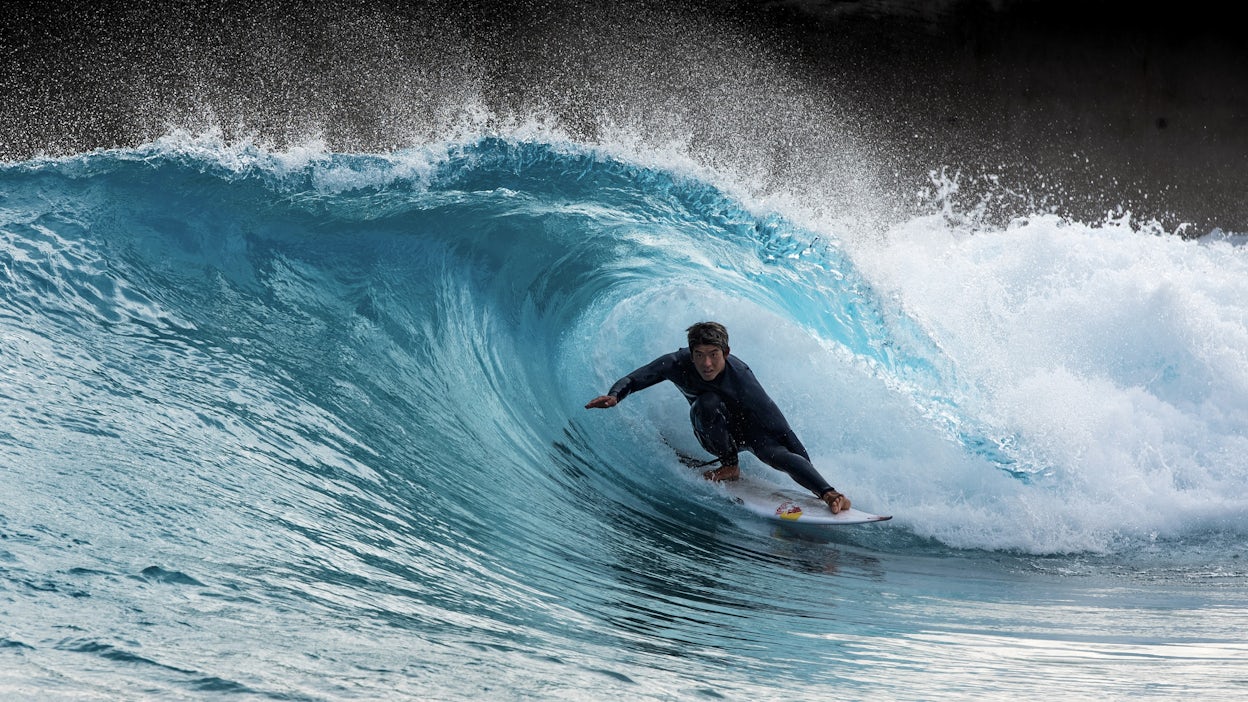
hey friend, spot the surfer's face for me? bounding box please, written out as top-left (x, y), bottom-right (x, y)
top-left (691, 344), bottom-right (727, 381)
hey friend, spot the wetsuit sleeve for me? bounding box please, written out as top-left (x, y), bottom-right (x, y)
top-left (607, 352), bottom-right (680, 402)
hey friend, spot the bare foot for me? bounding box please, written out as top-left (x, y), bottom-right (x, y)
top-left (821, 490), bottom-right (851, 514)
top-left (702, 464), bottom-right (740, 482)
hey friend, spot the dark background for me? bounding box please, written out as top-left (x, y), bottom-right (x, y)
top-left (754, 0), bottom-right (1248, 234)
top-left (3, 0), bottom-right (1245, 233)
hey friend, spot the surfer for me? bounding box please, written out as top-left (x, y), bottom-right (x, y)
top-left (585, 321), bottom-right (851, 514)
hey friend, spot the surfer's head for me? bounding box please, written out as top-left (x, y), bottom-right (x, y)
top-left (687, 321), bottom-right (729, 353)
top-left (687, 322), bottom-right (729, 381)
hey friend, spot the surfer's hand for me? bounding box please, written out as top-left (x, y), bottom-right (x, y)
top-left (821, 490), bottom-right (850, 514)
top-left (584, 395), bottom-right (618, 409)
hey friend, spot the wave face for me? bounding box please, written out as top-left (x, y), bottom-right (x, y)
top-left (2, 135), bottom-right (1247, 698)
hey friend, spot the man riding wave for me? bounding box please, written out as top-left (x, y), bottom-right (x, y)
top-left (585, 321), bottom-right (851, 514)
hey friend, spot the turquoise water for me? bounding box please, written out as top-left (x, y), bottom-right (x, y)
top-left (1, 134), bottom-right (1246, 699)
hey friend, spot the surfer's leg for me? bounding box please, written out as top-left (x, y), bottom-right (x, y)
top-left (743, 432), bottom-right (833, 492)
top-left (689, 393), bottom-right (739, 480)
top-left (748, 435), bottom-right (848, 511)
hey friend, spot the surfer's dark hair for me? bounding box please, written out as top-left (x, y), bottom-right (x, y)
top-left (686, 321), bottom-right (729, 352)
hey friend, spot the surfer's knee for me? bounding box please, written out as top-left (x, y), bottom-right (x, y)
top-left (689, 392), bottom-right (726, 419)
top-left (690, 393), bottom-right (736, 458)
top-left (689, 392), bottom-right (730, 435)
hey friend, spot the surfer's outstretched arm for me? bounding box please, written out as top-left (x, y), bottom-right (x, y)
top-left (585, 352), bottom-right (681, 410)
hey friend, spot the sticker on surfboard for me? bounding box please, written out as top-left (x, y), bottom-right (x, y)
top-left (776, 501), bottom-right (804, 520)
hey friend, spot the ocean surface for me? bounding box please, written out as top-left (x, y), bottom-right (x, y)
top-left (3, 10), bottom-right (1248, 701)
top-left (1, 130), bottom-right (1245, 700)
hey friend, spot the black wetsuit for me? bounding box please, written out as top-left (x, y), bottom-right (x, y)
top-left (607, 348), bottom-right (834, 497)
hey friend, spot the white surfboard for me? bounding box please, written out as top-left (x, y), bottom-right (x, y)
top-left (668, 443), bottom-right (890, 525)
top-left (719, 480), bottom-right (891, 526)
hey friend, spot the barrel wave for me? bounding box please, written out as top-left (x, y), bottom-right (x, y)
top-left (2, 134), bottom-right (1247, 699)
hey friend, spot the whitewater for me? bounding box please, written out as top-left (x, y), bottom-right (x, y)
top-left (1, 127), bottom-right (1246, 700)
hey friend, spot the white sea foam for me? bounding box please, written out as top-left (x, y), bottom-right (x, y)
top-left (844, 209), bottom-right (1248, 551)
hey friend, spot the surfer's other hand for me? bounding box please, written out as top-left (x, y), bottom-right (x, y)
top-left (585, 395), bottom-right (618, 409)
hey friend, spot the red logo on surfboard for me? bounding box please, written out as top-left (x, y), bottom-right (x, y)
top-left (776, 501), bottom-right (803, 520)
